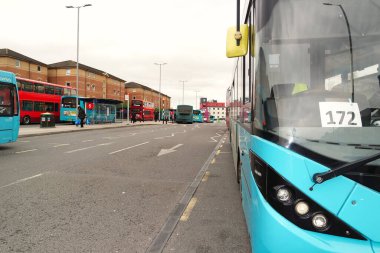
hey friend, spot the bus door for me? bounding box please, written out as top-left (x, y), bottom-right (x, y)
top-left (0, 84), bottom-right (18, 143)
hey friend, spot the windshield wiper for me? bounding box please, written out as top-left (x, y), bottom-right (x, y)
top-left (313, 152), bottom-right (380, 184)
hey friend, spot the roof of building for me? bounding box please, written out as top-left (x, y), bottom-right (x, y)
top-left (48, 60), bottom-right (126, 83)
top-left (125, 82), bottom-right (171, 98)
top-left (0, 48), bottom-right (47, 66)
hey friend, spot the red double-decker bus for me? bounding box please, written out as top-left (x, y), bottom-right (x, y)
top-left (129, 99), bottom-right (155, 121)
top-left (16, 77), bottom-right (76, 124)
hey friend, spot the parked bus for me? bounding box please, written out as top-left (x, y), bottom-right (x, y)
top-left (193, 110), bottom-right (203, 123)
top-left (129, 99), bottom-right (154, 121)
top-left (16, 77), bottom-right (76, 124)
top-left (175, 105), bottom-right (193, 124)
top-left (226, 1), bottom-right (380, 252)
top-left (0, 71), bottom-right (19, 144)
top-left (60, 96), bottom-right (121, 124)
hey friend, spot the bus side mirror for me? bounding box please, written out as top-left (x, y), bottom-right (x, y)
top-left (226, 24), bottom-right (249, 58)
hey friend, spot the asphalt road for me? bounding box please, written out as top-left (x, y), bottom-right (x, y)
top-left (0, 123), bottom-right (250, 253)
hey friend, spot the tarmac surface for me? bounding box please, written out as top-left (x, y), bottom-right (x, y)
top-left (18, 120), bottom-right (163, 138)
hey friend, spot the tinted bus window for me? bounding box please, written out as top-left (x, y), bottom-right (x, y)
top-left (0, 85), bottom-right (13, 116)
top-left (45, 102), bottom-right (54, 112)
top-left (34, 102), bottom-right (45, 111)
top-left (22, 81), bottom-right (34, 92)
top-left (22, 101), bottom-right (33, 111)
top-left (35, 84), bottom-right (44, 93)
top-left (55, 87), bottom-right (63, 95)
top-left (46, 85), bottom-right (55, 94)
top-left (62, 97), bottom-right (76, 108)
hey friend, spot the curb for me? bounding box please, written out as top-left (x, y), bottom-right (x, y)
top-left (18, 123), bottom-right (162, 138)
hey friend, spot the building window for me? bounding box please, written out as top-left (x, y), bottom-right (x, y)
top-left (15, 60), bottom-right (20, 67)
top-left (65, 82), bottom-right (71, 87)
top-left (37, 66), bottom-right (41, 72)
top-left (92, 84), bottom-right (96, 91)
top-left (87, 83), bottom-right (91, 90)
top-left (133, 96), bottom-right (136, 99)
top-left (114, 89), bottom-right (116, 95)
top-left (66, 69), bottom-right (71, 76)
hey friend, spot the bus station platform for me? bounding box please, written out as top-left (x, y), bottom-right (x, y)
top-left (18, 120), bottom-right (163, 138)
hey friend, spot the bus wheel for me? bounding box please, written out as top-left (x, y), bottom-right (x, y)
top-left (23, 116), bottom-right (31, 125)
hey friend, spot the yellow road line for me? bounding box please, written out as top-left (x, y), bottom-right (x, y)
top-left (180, 198), bottom-right (198, 221)
top-left (202, 171), bottom-right (210, 182)
top-left (211, 158), bottom-right (216, 164)
top-left (216, 150), bottom-right (221, 155)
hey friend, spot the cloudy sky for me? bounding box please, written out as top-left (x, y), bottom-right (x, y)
top-left (3, 0), bottom-right (237, 108)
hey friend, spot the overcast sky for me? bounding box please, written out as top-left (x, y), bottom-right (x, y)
top-left (3, 0), bottom-right (237, 108)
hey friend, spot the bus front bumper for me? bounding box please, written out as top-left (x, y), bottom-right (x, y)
top-left (245, 177), bottom-right (374, 253)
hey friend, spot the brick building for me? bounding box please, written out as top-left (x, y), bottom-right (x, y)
top-left (0, 48), bottom-right (171, 108)
top-left (48, 60), bottom-right (125, 102)
top-left (125, 82), bottom-right (171, 110)
top-left (0, 48), bottom-right (48, 81)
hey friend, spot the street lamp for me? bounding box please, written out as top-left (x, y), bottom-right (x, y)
top-left (323, 2), bottom-right (355, 102)
top-left (154, 62), bottom-right (167, 121)
top-left (66, 3), bottom-right (92, 112)
top-left (179, 80), bottom-right (188, 104)
top-left (194, 90), bottom-right (200, 110)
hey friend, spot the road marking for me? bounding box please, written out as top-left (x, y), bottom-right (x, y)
top-left (17, 140), bottom-right (30, 143)
top-left (0, 173), bottom-right (43, 189)
top-left (65, 143), bottom-right (113, 154)
top-left (15, 149), bottom-right (38, 154)
top-left (202, 171), bottom-right (210, 182)
top-left (82, 140), bottom-right (94, 143)
top-left (216, 150), bottom-right (221, 155)
top-left (157, 144), bottom-right (183, 157)
top-left (108, 141), bottom-right (149, 155)
top-left (53, 144), bottom-right (70, 148)
top-left (211, 158), bottom-right (216, 164)
top-left (180, 198), bottom-right (197, 222)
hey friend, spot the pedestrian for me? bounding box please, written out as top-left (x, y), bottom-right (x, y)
top-left (77, 106), bottom-right (86, 128)
top-left (165, 115), bottom-right (168, 124)
top-left (154, 111), bottom-right (158, 122)
top-left (131, 112), bottom-right (136, 124)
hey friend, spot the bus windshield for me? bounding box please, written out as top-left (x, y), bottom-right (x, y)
top-left (0, 84), bottom-right (16, 116)
top-left (62, 97), bottom-right (77, 108)
top-left (255, 0), bottom-right (380, 166)
top-left (177, 106), bottom-right (192, 115)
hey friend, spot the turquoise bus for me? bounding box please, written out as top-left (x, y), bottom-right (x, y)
top-left (175, 105), bottom-right (193, 124)
top-left (60, 96), bottom-right (120, 124)
top-left (226, 0), bottom-right (380, 252)
top-left (0, 71), bottom-right (19, 144)
top-left (193, 110), bottom-right (203, 123)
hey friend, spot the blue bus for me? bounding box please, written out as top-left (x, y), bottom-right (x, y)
top-left (193, 110), bottom-right (203, 123)
top-left (0, 71), bottom-right (19, 144)
top-left (175, 105), bottom-right (193, 124)
top-left (226, 0), bottom-right (380, 252)
top-left (60, 96), bottom-right (120, 124)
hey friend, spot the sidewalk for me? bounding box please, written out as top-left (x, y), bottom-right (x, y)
top-left (18, 120), bottom-right (164, 138)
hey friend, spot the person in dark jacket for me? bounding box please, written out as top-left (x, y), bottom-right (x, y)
top-left (77, 106), bottom-right (86, 128)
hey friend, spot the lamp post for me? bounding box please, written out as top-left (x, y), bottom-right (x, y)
top-left (179, 80), bottom-right (188, 104)
top-left (194, 90), bottom-right (200, 110)
top-left (323, 2), bottom-right (354, 102)
top-left (66, 4), bottom-right (92, 112)
top-left (154, 62), bottom-right (167, 121)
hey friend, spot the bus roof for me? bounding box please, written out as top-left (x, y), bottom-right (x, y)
top-left (0, 70), bottom-right (16, 85)
top-left (16, 77), bottom-right (76, 89)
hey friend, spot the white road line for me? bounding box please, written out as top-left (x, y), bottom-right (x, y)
top-left (82, 140), bottom-right (94, 143)
top-left (17, 140), bottom-right (30, 143)
top-left (65, 143), bottom-right (113, 154)
top-left (53, 144), bottom-right (70, 148)
top-left (15, 149), bottom-right (38, 154)
top-left (109, 141), bottom-right (149, 155)
top-left (0, 173), bottom-right (43, 189)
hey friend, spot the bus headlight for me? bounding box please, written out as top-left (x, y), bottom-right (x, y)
top-left (276, 188), bottom-right (292, 202)
top-left (295, 201), bottom-right (309, 216)
top-left (312, 214), bottom-right (328, 230)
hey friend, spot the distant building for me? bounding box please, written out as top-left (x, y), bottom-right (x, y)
top-left (200, 100), bottom-right (226, 120)
top-left (48, 60), bottom-right (125, 102)
top-left (125, 82), bottom-right (171, 110)
top-left (0, 48), bottom-right (48, 81)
